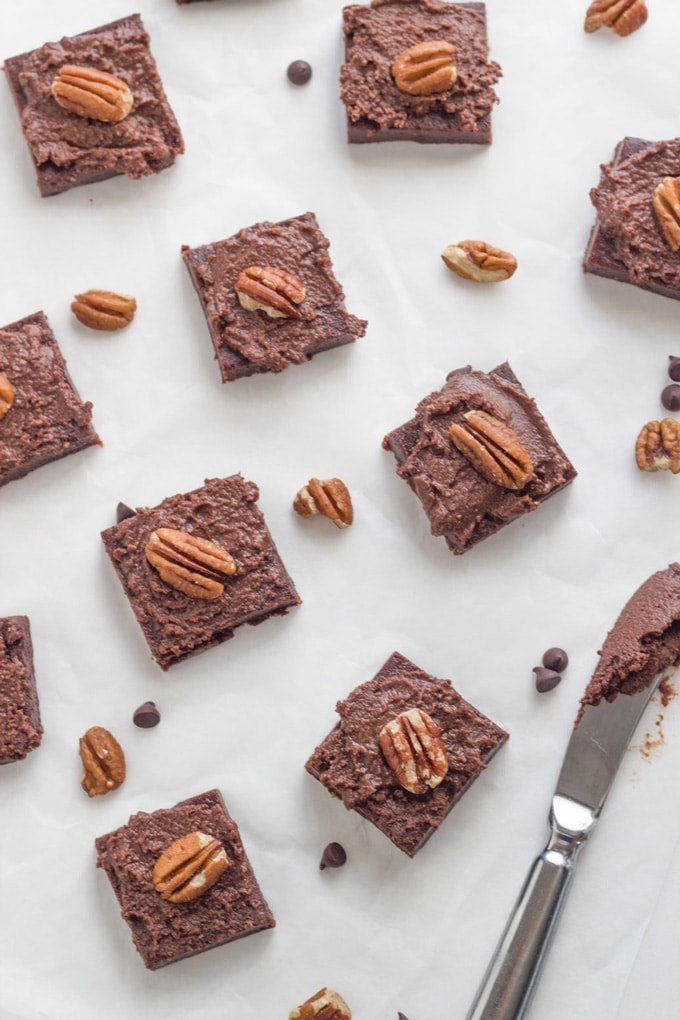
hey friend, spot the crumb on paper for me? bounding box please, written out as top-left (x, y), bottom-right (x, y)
top-left (640, 714), bottom-right (665, 761)
top-left (659, 676), bottom-right (677, 708)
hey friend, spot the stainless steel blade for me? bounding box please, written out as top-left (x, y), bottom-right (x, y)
top-left (554, 675), bottom-right (662, 816)
top-left (467, 673), bottom-right (666, 1020)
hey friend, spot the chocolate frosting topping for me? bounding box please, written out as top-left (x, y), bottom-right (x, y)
top-left (591, 139), bottom-right (680, 291)
top-left (341, 0), bottom-right (501, 137)
top-left (391, 365), bottom-right (575, 543)
top-left (580, 563), bottom-right (680, 713)
top-left (183, 214), bottom-right (366, 374)
top-left (9, 15), bottom-right (183, 186)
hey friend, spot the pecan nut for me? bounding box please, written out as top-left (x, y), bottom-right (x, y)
top-left (289, 987), bottom-right (352, 1020)
top-left (79, 726), bottom-right (126, 797)
top-left (635, 418), bottom-right (680, 473)
top-left (145, 528), bottom-right (236, 600)
top-left (235, 265), bottom-right (306, 319)
top-left (293, 478), bottom-right (353, 529)
top-left (391, 41), bottom-right (457, 97)
top-left (0, 373), bottom-right (15, 420)
top-left (584, 0), bottom-right (647, 35)
top-left (450, 410), bottom-right (534, 490)
top-left (72, 290), bottom-right (137, 331)
top-left (51, 65), bottom-right (134, 122)
top-left (152, 831), bottom-right (229, 904)
top-left (652, 178), bottom-right (680, 253)
top-left (442, 241), bottom-right (517, 283)
top-left (379, 708), bottom-right (448, 795)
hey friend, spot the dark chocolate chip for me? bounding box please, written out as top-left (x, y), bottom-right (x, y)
top-left (287, 60), bottom-right (312, 86)
top-left (117, 502), bottom-right (136, 523)
top-left (398, 1014), bottom-right (410, 1020)
top-left (542, 647), bottom-right (569, 672)
top-left (668, 357), bottom-right (680, 382)
top-left (534, 667), bottom-right (562, 693)
top-left (319, 842), bottom-right (347, 870)
top-left (661, 384), bottom-right (680, 412)
top-left (133, 702), bottom-right (160, 728)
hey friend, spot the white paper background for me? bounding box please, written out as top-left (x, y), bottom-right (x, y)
top-left (1, 1), bottom-right (680, 1017)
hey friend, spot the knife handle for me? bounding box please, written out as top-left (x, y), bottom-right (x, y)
top-left (466, 819), bottom-right (588, 1020)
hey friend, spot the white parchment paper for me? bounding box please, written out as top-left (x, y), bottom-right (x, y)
top-left (1, 1), bottom-right (680, 1017)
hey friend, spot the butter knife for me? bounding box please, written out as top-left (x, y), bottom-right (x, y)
top-left (466, 676), bottom-right (662, 1020)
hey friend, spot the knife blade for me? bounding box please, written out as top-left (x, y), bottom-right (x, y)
top-left (466, 674), bottom-right (663, 1020)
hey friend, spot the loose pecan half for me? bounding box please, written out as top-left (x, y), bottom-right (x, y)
top-left (153, 831), bottom-right (229, 904)
top-left (584, 0), bottom-right (648, 36)
top-left (442, 241), bottom-right (517, 283)
top-left (235, 265), bottom-right (306, 319)
top-left (379, 708), bottom-right (449, 795)
top-left (79, 726), bottom-right (126, 797)
top-left (71, 290), bottom-right (137, 331)
top-left (450, 410), bottom-right (534, 489)
top-left (51, 65), bottom-right (134, 122)
top-left (652, 177), bottom-right (680, 253)
top-left (293, 478), bottom-right (353, 529)
top-left (391, 41), bottom-right (457, 96)
top-left (635, 419), bottom-right (680, 473)
top-left (0, 373), bottom-right (15, 420)
top-left (289, 987), bottom-right (352, 1020)
top-left (145, 528), bottom-right (236, 600)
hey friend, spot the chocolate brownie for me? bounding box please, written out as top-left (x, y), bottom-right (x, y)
top-left (4, 14), bottom-right (184, 197)
top-left (341, 0), bottom-right (501, 144)
top-left (95, 789), bottom-right (275, 969)
top-left (182, 213), bottom-right (366, 381)
top-left (584, 137), bottom-right (680, 301)
top-left (0, 311), bottom-right (100, 489)
top-left (580, 564), bottom-right (680, 714)
top-left (305, 652), bottom-right (508, 857)
top-left (101, 475), bottom-right (301, 670)
top-left (0, 616), bottom-right (42, 765)
top-left (383, 363), bottom-right (577, 556)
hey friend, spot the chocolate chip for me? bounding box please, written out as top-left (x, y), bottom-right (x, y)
top-left (133, 702), bottom-right (160, 728)
top-left (117, 501), bottom-right (136, 523)
top-left (319, 842), bottom-right (347, 870)
top-left (669, 357), bottom-right (680, 382)
top-left (534, 667), bottom-right (562, 693)
top-left (661, 384), bottom-right (680, 412)
top-left (398, 1014), bottom-right (410, 1020)
top-left (542, 647), bottom-right (568, 672)
top-left (287, 60), bottom-right (312, 86)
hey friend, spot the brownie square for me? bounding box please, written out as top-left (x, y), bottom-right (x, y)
top-left (0, 311), bottom-right (100, 489)
top-left (101, 475), bottom-right (301, 670)
top-left (341, 0), bottom-right (501, 144)
top-left (0, 616), bottom-right (42, 765)
top-left (383, 362), bottom-right (577, 556)
top-left (306, 652), bottom-right (508, 856)
top-left (4, 14), bottom-right (184, 197)
top-left (95, 789), bottom-right (275, 969)
top-left (181, 212), bottom-right (367, 382)
top-left (584, 136), bottom-right (680, 301)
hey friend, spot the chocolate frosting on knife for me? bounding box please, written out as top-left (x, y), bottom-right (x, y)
top-left (580, 563), bottom-right (680, 712)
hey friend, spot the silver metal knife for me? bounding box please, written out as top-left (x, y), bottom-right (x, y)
top-left (466, 675), bottom-right (663, 1020)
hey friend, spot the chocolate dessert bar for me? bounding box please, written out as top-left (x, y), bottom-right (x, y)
top-left (4, 14), bottom-right (184, 197)
top-left (0, 616), bottom-right (42, 765)
top-left (182, 213), bottom-right (366, 381)
top-left (95, 789), bottom-right (275, 969)
top-left (305, 652), bottom-right (508, 857)
top-left (341, 0), bottom-right (501, 144)
top-left (101, 475), bottom-right (301, 670)
top-left (584, 137), bottom-right (680, 301)
top-left (580, 563), bottom-right (680, 713)
top-left (383, 363), bottom-right (577, 556)
top-left (0, 311), bottom-right (100, 489)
